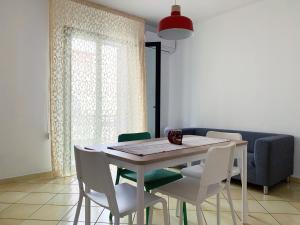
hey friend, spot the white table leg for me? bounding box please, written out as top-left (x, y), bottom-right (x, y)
top-left (241, 146), bottom-right (248, 224)
top-left (137, 166), bottom-right (145, 225)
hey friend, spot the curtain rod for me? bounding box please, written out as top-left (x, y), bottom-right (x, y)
top-left (71, 0), bottom-right (145, 24)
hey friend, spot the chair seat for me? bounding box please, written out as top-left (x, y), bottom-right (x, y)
top-left (120, 168), bottom-right (182, 190)
top-left (86, 183), bottom-right (162, 217)
top-left (154, 177), bottom-right (224, 204)
top-left (181, 164), bottom-right (240, 178)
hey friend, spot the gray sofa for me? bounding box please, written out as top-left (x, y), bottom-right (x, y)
top-left (181, 128), bottom-right (294, 194)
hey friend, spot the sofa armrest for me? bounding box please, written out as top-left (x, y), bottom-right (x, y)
top-left (254, 135), bottom-right (294, 186)
top-left (181, 128), bottom-right (196, 135)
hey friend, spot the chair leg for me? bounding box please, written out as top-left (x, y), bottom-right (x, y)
top-left (179, 201), bottom-right (183, 225)
top-left (196, 204), bottom-right (204, 225)
top-left (161, 200), bottom-right (169, 225)
top-left (128, 214), bottom-right (133, 225)
top-left (176, 200), bottom-right (180, 217)
top-left (183, 202), bottom-right (188, 225)
top-left (216, 193), bottom-right (220, 225)
top-left (110, 169), bottom-right (122, 221)
top-left (145, 188), bottom-right (151, 225)
top-left (73, 192), bottom-right (83, 225)
top-left (148, 206), bottom-right (154, 225)
top-left (114, 216), bottom-right (120, 225)
top-left (225, 184), bottom-right (237, 225)
top-left (85, 195), bottom-right (91, 225)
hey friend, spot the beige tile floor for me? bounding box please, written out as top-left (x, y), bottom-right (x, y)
top-left (0, 172), bottom-right (300, 225)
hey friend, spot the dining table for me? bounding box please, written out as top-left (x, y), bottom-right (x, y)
top-left (86, 135), bottom-right (248, 225)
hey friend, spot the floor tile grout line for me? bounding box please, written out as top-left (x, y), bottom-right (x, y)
top-left (44, 192), bottom-right (60, 206)
top-left (201, 209), bottom-right (208, 225)
top-left (257, 200), bottom-right (300, 214)
top-left (27, 194), bottom-right (75, 222)
top-left (268, 212), bottom-right (300, 215)
top-left (57, 204), bottom-right (77, 225)
top-left (269, 213), bottom-right (283, 225)
top-left (0, 203), bottom-right (45, 221)
top-left (221, 191), bottom-right (243, 223)
top-left (25, 202), bottom-right (48, 221)
top-left (94, 206), bottom-right (105, 224)
top-left (254, 198), bottom-right (285, 225)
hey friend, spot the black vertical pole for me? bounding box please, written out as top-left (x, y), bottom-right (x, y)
top-left (145, 42), bottom-right (161, 138)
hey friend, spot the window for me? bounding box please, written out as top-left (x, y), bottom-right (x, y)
top-left (69, 31), bottom-right (120, 148)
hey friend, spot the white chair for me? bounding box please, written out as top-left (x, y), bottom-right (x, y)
top-left (73, 146), bottom-right (169, 225)
top-left (181, 131), bottom-right (242, 178)
top-left (180, 132), bottom-right (242, 224)
top-left (152, 143), bottom-right (237, 225)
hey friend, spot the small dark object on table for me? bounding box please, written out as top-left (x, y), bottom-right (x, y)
top-left (168, 129), bottom-right (183, 145)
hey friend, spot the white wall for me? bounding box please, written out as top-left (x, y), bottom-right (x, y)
top-left (0, 0), bottom-right (51, 179)
top-left (169, 0), bottom-right (300, 177)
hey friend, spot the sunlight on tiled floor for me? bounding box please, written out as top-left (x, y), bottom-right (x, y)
top-left (0, 169), bottom-right (300, 225)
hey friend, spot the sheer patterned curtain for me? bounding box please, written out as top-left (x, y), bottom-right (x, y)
top-left (49, 0), bottom-right (146, 176)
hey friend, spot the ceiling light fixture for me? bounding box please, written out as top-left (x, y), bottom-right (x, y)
top-left (158, 1), bottom-right (194, 40)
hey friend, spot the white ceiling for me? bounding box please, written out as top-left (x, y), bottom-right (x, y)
top-left (90, 0), bottom-right (262, 25)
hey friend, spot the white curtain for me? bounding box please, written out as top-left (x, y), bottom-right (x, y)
top-left (50, 0), bottom-right (146, 176)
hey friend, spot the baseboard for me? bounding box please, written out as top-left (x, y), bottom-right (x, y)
top-left (291, 176), bottom-right (300, 184)
top-left (0, 171), bottom-right (53, 184)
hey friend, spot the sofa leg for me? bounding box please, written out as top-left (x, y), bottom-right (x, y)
top-left (263, 186), bottom-right (269, 195)
top-left (286, 176), bottom-right (291, 183)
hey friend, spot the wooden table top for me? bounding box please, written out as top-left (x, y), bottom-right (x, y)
top-left (87, 135), bottom-right (248, 165)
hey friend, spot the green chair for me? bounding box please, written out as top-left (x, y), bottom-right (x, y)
top-left (109, 132), bottom-right (183, 224)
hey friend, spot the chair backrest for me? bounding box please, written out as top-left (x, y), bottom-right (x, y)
top-left (207, 131), bottom-right (242, 141)
top-left (118, 132), bottom-right (151, 142)
top-left (74, 146), bottom-right (118, 211)
top-left (198, 143), bottom-right (236, 197)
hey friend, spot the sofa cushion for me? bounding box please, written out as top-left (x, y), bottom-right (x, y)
top-left (248, 153), bottom-right (256, 170)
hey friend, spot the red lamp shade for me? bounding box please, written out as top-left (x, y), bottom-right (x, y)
top-left (158, 5), bottom-right (193, 40)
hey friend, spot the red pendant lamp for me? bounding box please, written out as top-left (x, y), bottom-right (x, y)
top-left (158, 3), bottom-right (193, 40)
